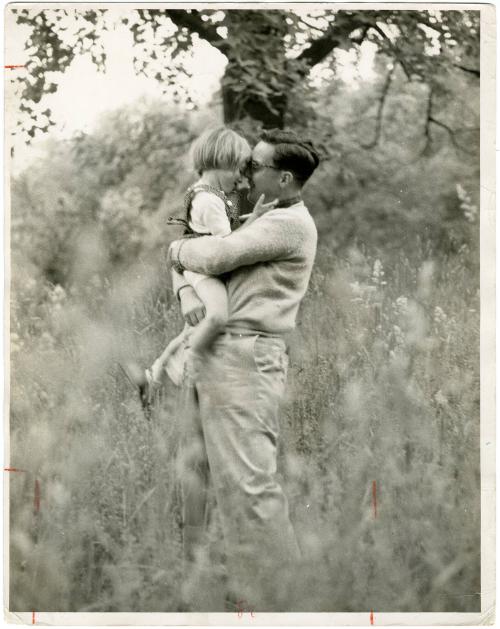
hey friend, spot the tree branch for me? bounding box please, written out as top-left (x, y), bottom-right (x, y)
top-left (413, 14), bottom-right (446, 36)
top-left (421, 86), bottom-right (476, 156)
top-left (369, 23), bottom-right (411, 80)
top-left (296, 14), bottom-right (370, 69)
top-left (421, 87), bottom-right (434, 155)
top-left (429, 117), bottom-right (477, 154)
top-left (165, 10), bottom-right (229, 53)
top-left (452, 63), bottom-right (480, 77)
top-left (361, 64), bottom-right (395, 149)
top-left (297, 17), bottom-right (326, 36)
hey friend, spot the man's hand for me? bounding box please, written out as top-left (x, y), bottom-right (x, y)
top-left (252, 194), bottom-right (278, 218)
top-left (238, 195), bottom-right (279, 227)
top-left (179, 286), bottom-right (206, 326)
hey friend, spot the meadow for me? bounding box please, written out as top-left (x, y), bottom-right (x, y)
top-left (9, 230), bottom-right (480, 612)
top-left (7, 14), bottom-right (481, 608)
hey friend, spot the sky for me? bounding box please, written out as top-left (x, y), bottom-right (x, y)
top-left (5, 9), bottom-right (227, 172)
top-left (5, 7), bottom-right (377, 174)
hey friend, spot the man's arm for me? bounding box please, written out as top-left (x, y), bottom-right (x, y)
top-left (169, 212), bottom-right (299, 276)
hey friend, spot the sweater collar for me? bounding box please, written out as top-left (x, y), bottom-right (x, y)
top-left (277, 195), bottom-right (303, 209)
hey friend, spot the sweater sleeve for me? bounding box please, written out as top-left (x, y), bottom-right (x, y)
top-left (189, 191), bottom-right (231, 236)
top-left (174, 211), bottom-right (301, 275)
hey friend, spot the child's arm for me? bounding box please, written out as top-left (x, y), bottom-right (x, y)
top-left (171, 268), bottom-right (206, 326)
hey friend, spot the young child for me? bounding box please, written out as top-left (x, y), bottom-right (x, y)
top-left (129, 126), bottom-right (275, 411)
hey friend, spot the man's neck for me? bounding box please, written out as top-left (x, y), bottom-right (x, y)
top-left (278, 193), bottom-right (302, 208)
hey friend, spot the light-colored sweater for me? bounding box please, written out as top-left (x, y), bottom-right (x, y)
top-left (171, 201), bottom-right (318, 336)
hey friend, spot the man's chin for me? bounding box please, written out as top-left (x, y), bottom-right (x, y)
top-left (247, 188), bottom-right (260, 204)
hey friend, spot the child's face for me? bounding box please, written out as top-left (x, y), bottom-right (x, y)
top-left (216, 167), bottom-right (246, 195)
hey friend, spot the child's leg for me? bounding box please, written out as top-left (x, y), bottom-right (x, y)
top-left (149, 331), bottom-right (186, 384)
top-left (188, 277), bottom-right (228, 353)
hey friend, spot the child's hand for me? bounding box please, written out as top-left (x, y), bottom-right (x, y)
top-left (179, 286), bottom-right (206, 326)
top-left (252, 194), bottom-right (279, 217)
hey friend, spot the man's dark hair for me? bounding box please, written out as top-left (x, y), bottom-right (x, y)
top-left (260, 129), bottom-right (320, 185)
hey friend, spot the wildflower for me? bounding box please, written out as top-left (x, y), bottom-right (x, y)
top-left (394, 296), bottom-right (408, 314)
top-left (393, 324), bottom-right (405, 346)
top-left (49, 284), bottom-right (67, 310)
top-left (349, 281), bottom-right (376, 298)
top-left (372, 259), bottom-right (387, 286)
top-left (349, 281), bottom-right (361, 294)
top-left (434, 306), bottom-right (447, 324)
top-left (456, 183), bottom-right (478, 222)
top-left (464, 205), bottom-right (478, 223)
top-left (434, 390), bottom-right (448, 407)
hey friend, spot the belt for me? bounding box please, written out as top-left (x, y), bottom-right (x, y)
top-left (220, 329), bottom-right (287, 352)
top-left (223, 327), bottom-right (283, 339)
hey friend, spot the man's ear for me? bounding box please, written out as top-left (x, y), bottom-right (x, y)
top-left (279, 171), bottom-right (294, 187)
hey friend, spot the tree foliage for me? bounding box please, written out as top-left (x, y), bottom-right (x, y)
top-left (10, 7), bottom-right (479, 138)
top-left (11, 100), bottom-right (197, 284)
top-left (9, 8), bottom-right (479, 286)
top-left (11, 57), bottom-right (479, 289)
top-left (294, 53), bottom-right (479, 254)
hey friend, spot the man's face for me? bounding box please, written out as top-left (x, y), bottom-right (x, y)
top-left (247, 141), bottom-right (282, 204)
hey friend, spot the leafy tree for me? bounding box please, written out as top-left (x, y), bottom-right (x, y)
top-left (10, 7), bottom-right (479, 138)
top-left (295, 53), bottom-right (479, 257)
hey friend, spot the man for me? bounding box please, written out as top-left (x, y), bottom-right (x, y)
top-left (169, 129), bottom-right (319, 610)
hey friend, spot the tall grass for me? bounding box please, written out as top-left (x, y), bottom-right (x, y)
top-left (9, 238), bottom-right (480, 612)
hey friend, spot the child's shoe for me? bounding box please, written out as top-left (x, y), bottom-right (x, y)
top-left (119, 361), bottom-right (154, 419)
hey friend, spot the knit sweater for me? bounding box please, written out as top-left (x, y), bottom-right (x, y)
top-left (171, 201), bottom-right (318, 335)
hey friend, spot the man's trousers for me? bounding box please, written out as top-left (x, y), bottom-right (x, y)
top-left (178, 332), bottom-right (301, 610)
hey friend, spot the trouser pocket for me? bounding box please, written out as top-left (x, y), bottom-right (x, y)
top-left (253, 336), bottom-right (288, 384)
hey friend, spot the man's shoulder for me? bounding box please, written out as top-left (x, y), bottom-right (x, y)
top-left (253, 204), bottom-right (317, 256)
top-left (267, 203), bottom-right (317, 235)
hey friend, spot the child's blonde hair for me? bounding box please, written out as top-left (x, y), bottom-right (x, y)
top-left (191, 126), bottom-right (251, 174)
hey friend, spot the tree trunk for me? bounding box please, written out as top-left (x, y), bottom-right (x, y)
top-left (221, 11), bottom-right (289, 128)
top-left (222, 79), bottom-right (286, 128)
